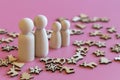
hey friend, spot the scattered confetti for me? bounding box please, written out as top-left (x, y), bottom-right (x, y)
top-left (116, 33), bottom-right (120, 39)
top-left (59, 66), bottom-right (75, 74)
top-left (100, 17), bottom-right (110, 22)
top-left (99, 57), bottom-right (112, 64)
top-left (76, 47), bottom-right (89, 56)
top-left (114, 55), bottom-right (120, 61)
top-left (93, 50), bottom-right (105, 57)
top-left (72, 16), bottom-right (81, 22)
top-left (89, 30), bottom-right (102, 36)
top-left (70, 29), bottom-right (84, 35)
top-left (0, 29), bottom-right (7, 34)
top-left (67, 52), bottom-right (83, 64)
top-left (75, 23), bottom-right (86, 29)
top-left (29, 66), bottom-right (42, 74)
top-left (100, 34), bottom-right (111, 40)
top-left (2, 45), bottom-right (17, 52)
top-left (0, 58), bottom-right (9, 67)
top-left (20, 72), bottom-right (33, 80)
top-left (92, 24), bottom-right (103, 29)
top-left (12, 62), bottom-right (25, 68)
top-left (80, 62), bottom-right (97, 69)
top-left (7, 54), bottom-right (17, 64)
top-left (0, 13), bottom-right (118, 79)
top-left (107, 27), bottom-right (116, 33)
top-left (45, 63), bottom-right (60, 72)
top-left (7, 66), bottom-right (21, 77)
top-left (7, 32), bottom-right (19, 38)
top-left (95, 41), bottom-right (106, 48)
top-left (0, 37), bottom-right (14, 43)
top-left (111, 43), bottom-right (120, 53)
top-left (85, 40), bottom-right (95, 47)
top-left (46, 30), bottom-right (53, 40)
top-left (73, 40), bottom-right (85, 47)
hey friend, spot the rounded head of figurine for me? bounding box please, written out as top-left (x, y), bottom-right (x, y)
top-left (61, 20), bottom-right (70, 30)
top-left (52, 21), bottom-right (61, 31)
top-left (19, 18), bottom-right (34, 34)
top-left (34, 15), bottom-right (48, 29)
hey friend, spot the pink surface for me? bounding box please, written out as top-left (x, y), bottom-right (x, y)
top-left (0, 0), bottom-right (120, 80)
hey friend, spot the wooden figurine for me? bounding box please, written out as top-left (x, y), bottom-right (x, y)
top-left (50, 21), bottom-right (62, 49)
top-left (18, 18), bottom-right (35, 62)
top-left (34, 15), bottom-right (49, 57)
top-left (61, 20), bottom-right (70, 47)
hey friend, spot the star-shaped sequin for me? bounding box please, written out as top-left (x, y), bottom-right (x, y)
top-left (100, 34), bottom-right (111, 40)
top-left (76, 23), bottom-right (86, 29)
top-left (116, 33), bottom-right (120, 39)
top-left (70, 29), bottom-right (84, 35)
top-left (7, 66), bottom-right (21, 77)
top-left (72, 16), bottom-right (81, 22)
top-left (90, 17), bottom-right (101, 22)
top-left (95, 41), bottom-right (106, 48)
top-left (100, 17), bottom-right (110, 22)
top-left (45, 63), bottom-right (60, 72)
top-left (0, 29), bottom-right (7, 34)
top-left (7, 32), bottom-right (19, 38)
top-left (111, 44), bottom-right (120, 53)
top-left (99, 57), bottom-right (112, 64)
top-left (59, 66), bottom-right (75, 74)
top-left (7, 55), bottom-right (17, 64)
top-left (29, 66), bottom-right (43, 74)
top-left (80, 13), bottom-right (89, 19)
top-left (76, 47), bottom-right (89, 55)
top-left (0, 58), bottom-right (9, 67)
top-left (20, 72), bottom-right (33, 80)
top-left (2, 45), bottom-right (17, 52)
top-left (80, 61), bottom-right (97, 69)
top-left (85, 40), bottom-right (95, 47)
top-left (114, 55), bottom-right (120, 61)
top-left (67, 53), bottom-right (83, 64)
top-left (73, 40), bottom-right (85, 47)
top-left (93, 50), bottom-right (105, 57)
top-left (92, 24), bottom-right (103, 29)
top-left (0, 37), bottom-right (14, 43)
top-left (107, 27), bottom-right (116, 33)
top-left (89, 30), bottom-right (102, 36)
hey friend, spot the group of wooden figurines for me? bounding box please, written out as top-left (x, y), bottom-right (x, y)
top-left (18, 15), bottom-right (70, 62)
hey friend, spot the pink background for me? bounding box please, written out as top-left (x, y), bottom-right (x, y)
top-left (0, 0), bottom-right (120, 80)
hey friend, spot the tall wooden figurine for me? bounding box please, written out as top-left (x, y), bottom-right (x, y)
top-left (18, 18), bottom-right (35, 62)
top-left (50, 21), bottom-right (62, 49)
top-left (34, 15), bottom-right (49, 57)
top-left (61, 20), bottom-right (70, 47)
